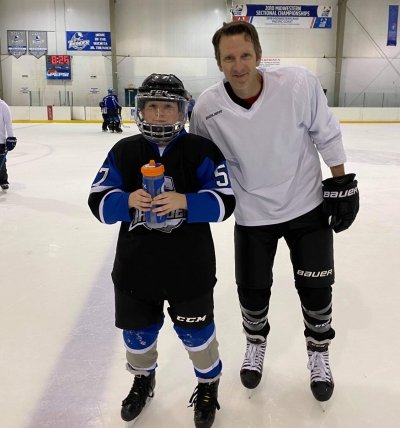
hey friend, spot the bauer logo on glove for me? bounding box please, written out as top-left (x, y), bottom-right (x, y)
top-left (323, 187), bottom-right (358, 199)
top-left (322, 173), bottom-right (359, 233)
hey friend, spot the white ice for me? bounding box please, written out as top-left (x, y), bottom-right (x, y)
top-left (0, 122), bottom-right (399, 428)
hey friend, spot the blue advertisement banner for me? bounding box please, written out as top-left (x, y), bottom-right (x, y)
top-left (387, 5), bottom-right (398, 46)
top-left (66, 31), bottom-right (111, 51)
top-left (232, 4), bottom-right (332, 28)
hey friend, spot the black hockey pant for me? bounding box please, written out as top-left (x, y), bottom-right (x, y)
top-left (115, 288), bottom-right (222, 382)
top-left (235, 204), bottom-right (336, 343)
top-left (0, 157), bottom-right (8, 184)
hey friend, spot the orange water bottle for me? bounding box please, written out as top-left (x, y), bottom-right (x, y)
top-left (141, 160), bottom-right (166, 228)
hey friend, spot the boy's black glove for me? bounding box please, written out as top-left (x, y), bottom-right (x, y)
top-left (322, 173), bottom-right (359, 233)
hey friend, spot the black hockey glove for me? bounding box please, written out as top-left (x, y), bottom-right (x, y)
top-left (322, 173), bottom-right (359, 233)
top-left (6, 137), bottom-right (17, 151)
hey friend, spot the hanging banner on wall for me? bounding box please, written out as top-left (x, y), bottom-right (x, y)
top-left (7, 30), bottom-right (27, 58)
top-left (66, 31), bottom-right (111, 51)
top-left (232, 4), bottom-right (332, 28)
top-left (28, 31), bottom-right (48, 58)
top-left (387, 5), bottom-right (398, 46)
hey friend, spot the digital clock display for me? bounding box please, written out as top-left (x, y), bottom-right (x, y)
top-left (46, 55), bottom-right (72, 80)
top-left (46, 55), bottom-right (71, 65)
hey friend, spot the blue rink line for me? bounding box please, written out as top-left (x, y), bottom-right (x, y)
top-left (27, 251), bottom-right (120, 428)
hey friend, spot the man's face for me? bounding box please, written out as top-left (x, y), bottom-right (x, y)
top-left (143, 100), bottom-right (180, 124)
top-left (218, 33), bottom-right (261, 98)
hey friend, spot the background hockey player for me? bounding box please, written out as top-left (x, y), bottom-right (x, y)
top-left (0, 97), bottom-right (17, 190)
top-left (186, 93), bottom-right (196, 122)
top-left (99, 99), bottom-right (109, 132)
top-left (190, 21), bottom-right (359, 406)
top-left (88, 73), bottom-right (235, 428)
top-left (102, 88), bottom-right (122, 133)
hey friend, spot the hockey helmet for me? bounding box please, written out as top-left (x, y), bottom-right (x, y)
top-left (135, 73), bottom-right (188, 144)
top-left (107, 88), bottom-right (114, 94)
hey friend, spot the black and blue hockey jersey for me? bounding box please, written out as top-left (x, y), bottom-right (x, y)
top-left (88, 130), bottom-right (235, 300)
top-left (102, 94), bottom-right (121, 111)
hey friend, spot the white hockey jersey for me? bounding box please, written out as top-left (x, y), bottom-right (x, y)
top-left (0, 99), bottom-right (15, 142)
top-left (190, 66), bottom-right (346, 226)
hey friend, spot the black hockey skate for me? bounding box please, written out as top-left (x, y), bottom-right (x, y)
top-left (240, 338), bottom-right (266, 389)
top-left (189, 379), bottom-right (220, 428)
top-left (121, 372), bottom-right (155, 422)
top-left (1, 183), bottom-right (9, 190)
top-left (307, 340), bottom-right (334, 403)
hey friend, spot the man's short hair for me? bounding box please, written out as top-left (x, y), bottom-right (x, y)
top-left (212, 21), bottom-right (262, 66)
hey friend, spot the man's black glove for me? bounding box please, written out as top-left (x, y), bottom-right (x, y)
top-left (322, 173), bottom-right (359, 233)
top-left (6, 137), bottom-right (17, 151)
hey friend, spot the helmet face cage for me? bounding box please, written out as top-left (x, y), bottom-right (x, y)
top-left (135, 74), bottom-right (188, 144)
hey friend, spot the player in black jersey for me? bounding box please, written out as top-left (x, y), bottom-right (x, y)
top-left (88, 74), bottom-right (235, 428)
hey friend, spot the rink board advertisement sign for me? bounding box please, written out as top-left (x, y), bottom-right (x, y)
top-left (232, 4), bottom-right (332, 28)
top-left (66, 31), bottom-right (111, 51)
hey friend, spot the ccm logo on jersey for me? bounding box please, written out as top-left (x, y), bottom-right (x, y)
top-left (176, 315), bottom-right (207, 323)
top-left (323, 188), bottom-right (358, 198)
top-left (297, 269), bottom-right (333, 277)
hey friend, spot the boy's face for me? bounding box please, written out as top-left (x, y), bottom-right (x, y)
top-left (143, 100), bottom-right (180, 124)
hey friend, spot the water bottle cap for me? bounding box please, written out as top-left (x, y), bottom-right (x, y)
top-left (141, 159), bottom-right (165, 176)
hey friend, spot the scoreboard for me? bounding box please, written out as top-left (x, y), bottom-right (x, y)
top-left (46, 55), bottom-right (71, 80)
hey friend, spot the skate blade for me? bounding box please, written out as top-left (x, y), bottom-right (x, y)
top-left (319, 401), bottom-right (328, 412)
top-left (246, 387), bottom-right (257, 399)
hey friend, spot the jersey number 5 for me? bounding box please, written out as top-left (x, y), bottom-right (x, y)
top-left (215, 164), bottom-right (229, 187)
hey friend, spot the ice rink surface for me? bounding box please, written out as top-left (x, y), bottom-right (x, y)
top-left (1, 122), bottom-right (399, 428)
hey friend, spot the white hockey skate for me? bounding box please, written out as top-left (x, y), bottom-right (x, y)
top-left (307, 339), bottom-right (334, 411)
top-left (240, 338), bottom-right (266, 397)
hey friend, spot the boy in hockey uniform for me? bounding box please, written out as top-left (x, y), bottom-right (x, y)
top-left (0, 98), bottom-right (17, 190)
top-left (88, 74), bottom-right (235, 428)
top-left (190, 21), bottom-right (359, 406)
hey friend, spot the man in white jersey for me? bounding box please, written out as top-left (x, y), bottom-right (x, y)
top-left (0, 98), bottom-right (17, 190)
top-left (190, 21), bottom-right (359, 405)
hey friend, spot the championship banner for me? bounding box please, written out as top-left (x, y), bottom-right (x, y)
top-left (7, 30), bottom-right (27, 58)
top-left (232, 4), bottom-right (332, 28)
top-left (66, 31), bottom-right (111, 51)
top-left (28, 31), bottom-right (48, 58)
top-left (387, 5), bottom-right (398, 46)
